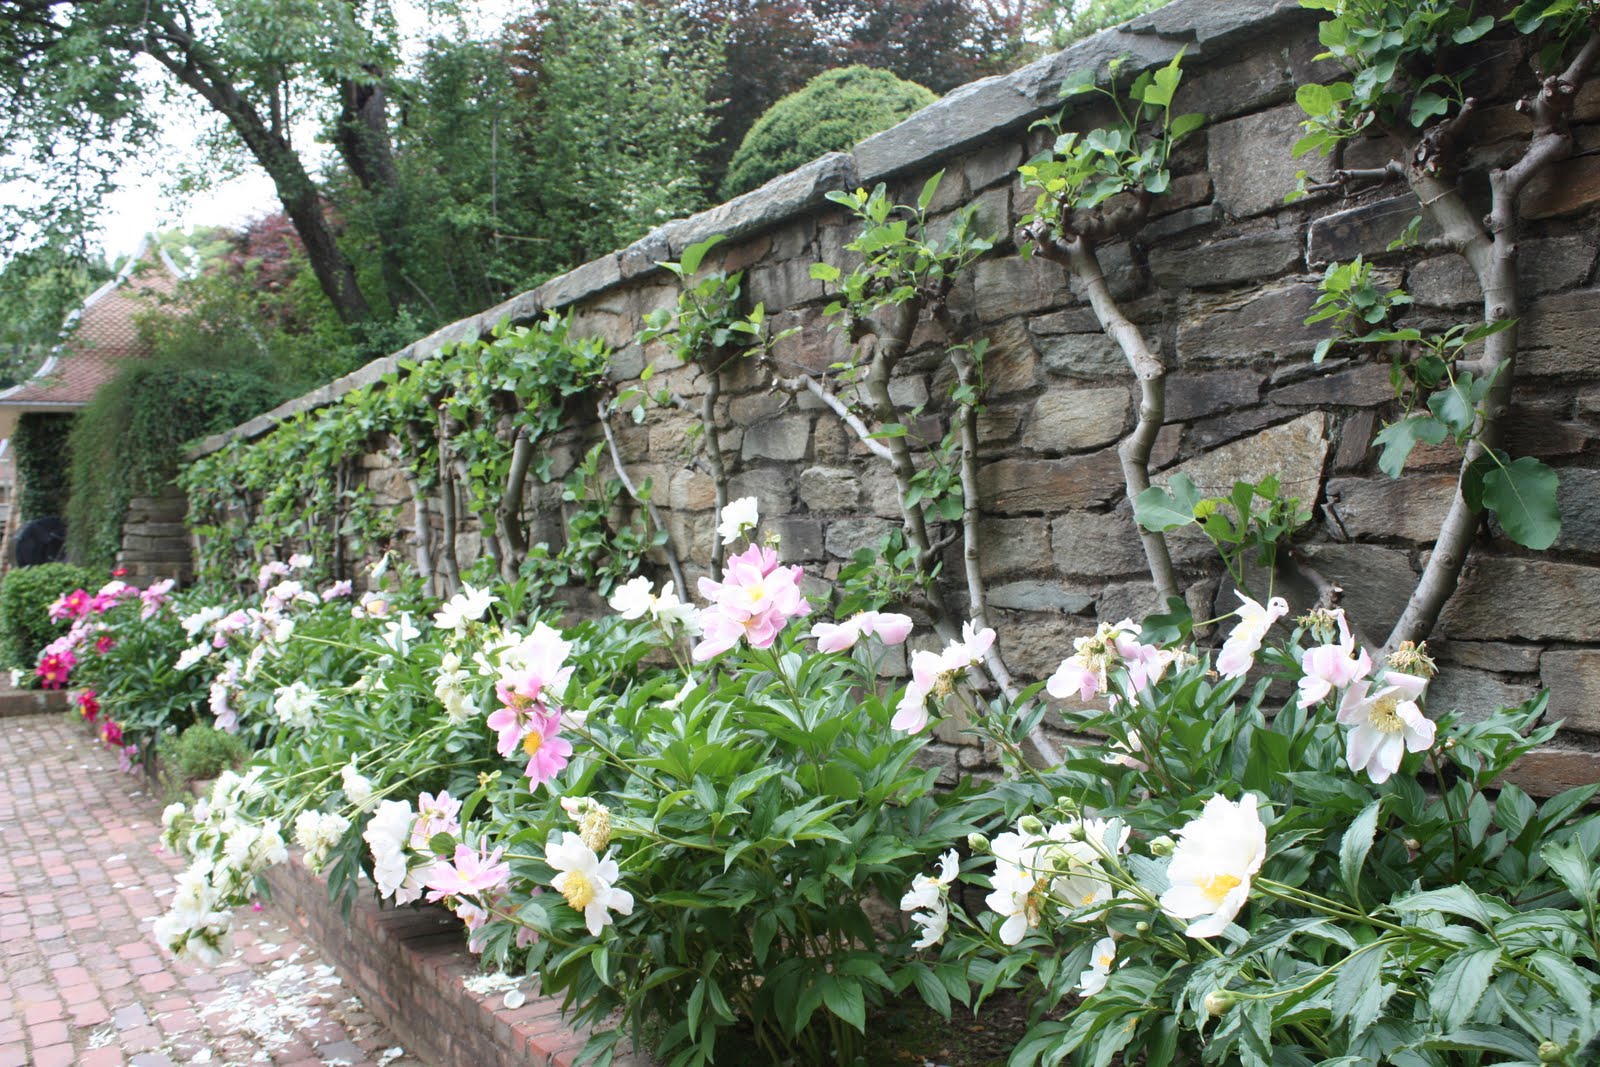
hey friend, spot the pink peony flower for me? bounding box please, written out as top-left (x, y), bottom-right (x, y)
top-left (95, 635), bottom-right (114, 654)
top-left (812, 610), bottom-right (914, 653)
top-left (410, 791), bottom-right (464, 852)
top-left (257, 560), bottom-right (292, 591)
top-left (1297, 610), bottom-right (1372, 708)
top-left (891, 621), bottom-right (996, 733)
top-left (691, 544), bottom-right (812, 661)
top-left (139, 578), bottom-right (176, 620)
top-left (1215, 592), bottom-right (1289, 679)
top-left (37, 651), bottom-right (76, 689)
top-left (424, 843), bottom-right (512, 903)
top-left (517, 710), bottom-right (574, 789)
top-left (51, 589), bottom-right (91, 621)
top-left (1047, 620), bottom-right (1171, 704)
top-left (320, 580), bottom-right (353, 601)
top-left (77, 689), bottom-right (100, 722)
top-left (1337, 672), bottom-right (1435, 784)
top-left (101, 719), bottom-right (123, 746)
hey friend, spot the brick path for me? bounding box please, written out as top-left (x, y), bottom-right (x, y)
top-left (0, 714), bottom-right (427, 1067)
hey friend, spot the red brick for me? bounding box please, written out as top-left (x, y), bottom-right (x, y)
top-left (30, 1045), bottom-right (77, 1067)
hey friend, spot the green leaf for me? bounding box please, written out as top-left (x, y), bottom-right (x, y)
top-left (1135, 474), bottom-right (1203, 531)
top-left (1339, 799), bottom-right (1382, 896)
top-left (820, 976), bottom-right (866, 1034)
top-left (1429, 947), bottom-right (1499, 1030)
top-left (1425, 1027), bottom-right (1541, 1060)
top-left (1452, 14), bottom-right (1495, 42)
top-left (679, 234), bottom-right (725, 276)
top-left (1482, 455), bottom-right (1561, 549)
top-left (1169, 112), bottom-right (1205, 139)
top-left (1530, 949), bottom-right (1594, 1021)
top-left (1296, 82), bottom-right (1338, 117)
top-left (917, 170), bottom-right (945, 212)
top-left (1409, 91), bottom-right (1449, 127)
top-left (1426, 375), bottom-right (1477, 437)
top-left (1332, 942), bottom-right (1387, 1033)
top-left (809, 262), bottom-right (841, 283)
top-left (1373, 415), bottom-right (1448, 478)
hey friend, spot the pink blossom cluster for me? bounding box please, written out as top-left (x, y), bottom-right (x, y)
top-left (487, 624), bottom-right (577, 789)
top-left (811, 610), bottom-right (914, 653)
top-left (893, 621), bottom-right (996, 734)
top-left (1047, 619), bottom-right (1172, 704)
top-left (691, 544), bottom-right (812, 661)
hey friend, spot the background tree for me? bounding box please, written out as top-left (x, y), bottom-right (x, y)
top-left (0, 242), bottom-right (112, 388)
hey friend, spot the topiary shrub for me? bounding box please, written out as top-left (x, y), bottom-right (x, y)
top-left (157, 724), bottom-right (249, 801)
top-left (721, 66), bottom-right (937, 198)
top-left (0, 561), bottom-right (99, 670)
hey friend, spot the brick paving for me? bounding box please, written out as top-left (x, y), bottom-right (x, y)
top-left (0, 714), bottom-right (428, 1067)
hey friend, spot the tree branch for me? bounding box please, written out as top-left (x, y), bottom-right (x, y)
top-left (766, 366), bottom-right (894, 461)
top-left (497, 428), bottom-right (533, 584)
top-left (598, 399), bottom-right (688, 597)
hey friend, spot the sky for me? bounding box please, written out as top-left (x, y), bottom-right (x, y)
top-left (12, 0), bottom-right (529, 266)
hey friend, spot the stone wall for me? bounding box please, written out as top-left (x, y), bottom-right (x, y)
top-left (184, 0), bottom-right (1600, 792)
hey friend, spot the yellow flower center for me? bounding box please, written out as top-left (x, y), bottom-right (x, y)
top-left (1199, 873), bottom-right (1242, 906)
top-left (934, 673), bottom-right (956, 699)
top-left (561, 870), bottom-right (595, 910)
top-left (523, 731), bottom-right (544, 757)
top-left (1097, 951), bottom-right (1115, 968)
top-left (1369, 695), bottom-right (1405, 733)
top-left (1080, 890), bottom-right (1098, 906)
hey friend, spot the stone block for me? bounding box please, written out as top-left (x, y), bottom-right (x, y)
top-left (1297, 543), bottom-right (1417, 640)
top-left (1504, 749), bottom-right (1600, 797)
top-left (1095, 581), bottom-right (1166, 626)
top-left (966, 140), bottom-right (1023, 190)
top-left (1051, 511), bottom-right (1147, 578)
top-left (1307, 194), bottom-right (1442, 266)
top-left (728, 392), bottom-right (786, 426)
top-left (1407, 256), bottom-right (1479, 308)
top-left (740, 415), bottom-right (812, 462)
top-left (1519, 233), bottom-right (1599, 296)
top-left (1208, 102), bottom-right (1333, 219)
top-left (979, 451), bottom-right (1123, 514)
top-left (1269, 363), bottom-right (1393, 407)
top-left (1142, 203), bottom-right (1221, 243)
top-left (728, 470), bottom-right (795, 518)
top-left (798, 467), bottom-right (860, 513)
top-left (972, 254), bottom-right (1074, 322)
top-left (983, 320), bottom-right (1041, 395)
top-left (987, 582), bottom-right (1096, 613)
top-left (977, 518), bottom-right (1053, 581)
top-left (1520, 154), bottom-right (1600, 220)
top-left (1038, 333), bottom-right (1127, 379)
top-left (1519, 288), bottom-right (1600, 377)
top-left (1427, 667), bottom-right (1539, 726)
top-left (1022, 387), bottom-right (1130, 453)
top-left (824, 518), bottom-right (895, 558)
top-left (1325, 474), bottom-right (1456, 543)
top-left (1552, 469), bottom-right (1600, 555)
top-left (1148, 229), bottom-right (1302, 289)
top-left (1540, 650), bottom-right (1600, 734)
top-left (1442, 558), bottom-right (1600, 642)
top-left (664, 153), bottom-right (858, 257)
top-left (1432, 640), bottom-right (1542, 675)
top-left (1168, 411), bottom-right (1328, 499)
top-left (746, 257), bottom-right (823, 312)
top-left (1176, 281), bottom-right (1324, 363)
top-left (775, 518), bottom-right (825, 562)
top-left (667, 469), bottom-right (715, 512)
top-left (1162, 369), bottom-right (1262, 422)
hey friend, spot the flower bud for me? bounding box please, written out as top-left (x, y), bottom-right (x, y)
top-left (1386, 640), bottom-right (1438, 680)
top-left (1149, 835), bottom-right (1175, 857)
top-left (1538, 1040), bottom-right (1565, 1063)
top-left (1134, 921), bottom-right (1149, 934)
top-left (966, 833), bottom-right (990, 854)
top-left (1203, 990), bottom-right (1236, 1017)
top-left (1403, 838), bottom-right (1420, 852)
top-left (1018, 815), bottom-right (1045, 836)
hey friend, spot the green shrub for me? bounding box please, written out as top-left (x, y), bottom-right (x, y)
top-left (12, 412), bottom-right (76, 522)
top-left (721, 66), bottom-right (936, 198)
top-left (158, 724), bottom-right (249, 801)
top-left (65, 359), bottom-right (289, 568)
top-left (0, 561), bottom-right (99, 669)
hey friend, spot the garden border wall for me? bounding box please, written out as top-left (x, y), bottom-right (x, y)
top-left (178, 0), bottom-right (1600, 795)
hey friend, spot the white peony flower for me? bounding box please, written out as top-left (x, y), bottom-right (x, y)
top-left (899, 849), bottom-right (960, 950)
top-left (1077, 936), bottom-right (1118, 997)
top-left (716, 496), bottom-right (760, 545)
top-left (378, 613), bottom-right (421, 654)
top-left (434, 584), bottom-right (498, 633)
top-left (1337, 672), bottom-right (1434, 784)
top-left (175, 642), bottom-right (213, 672)
top-left (272, 682), bottom-right (319, 729)
top-left (545, 831), bottom-right (634, 936)
top-left (294, 810), bottom-right (351, 872)
top-left (363, 800), bottom-right (428, 904)
top-left (341, 760), bottom-right (375, 809)
top-left (1160, 793), bottom-right (1268, 939)
top-left (1216, 592), bottom-right (1289, 679)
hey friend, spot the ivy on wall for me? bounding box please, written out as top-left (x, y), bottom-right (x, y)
top-left (12, 412), bottom-right (75, 522)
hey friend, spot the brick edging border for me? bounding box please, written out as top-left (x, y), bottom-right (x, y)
top-left (262, 851), bottom-right (643, 1067)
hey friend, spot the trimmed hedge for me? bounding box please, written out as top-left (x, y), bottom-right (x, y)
top-left (0, 561), bottom-right (98, 670)
top-left (721, 66), bottom-right (936, 198)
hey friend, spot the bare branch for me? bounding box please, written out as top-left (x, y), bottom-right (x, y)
top-left (598, 399), bottom-right (688, 597)
top-left (434, 408), bottom-right (461, 597)
top-left (391, 439), bottom-right (434, 586)
top-left (497, 429), bottom-right (533, 584)
top-left (767, 367), bottom-right (894, 461)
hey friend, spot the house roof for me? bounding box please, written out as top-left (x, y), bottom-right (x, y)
top-left (0, 241), bottom-right (183, 438)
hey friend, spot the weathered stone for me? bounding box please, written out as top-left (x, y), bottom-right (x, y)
top-left (1442, 558), bottom-right (1600, 642)
top-left (824, 518), bottom-right (895, 558)
top-left (1540, 650), bottom-right (1600, 734)
top-left (1407, 256), bottom-right (1479, 308)
top-left (1051, 511), bottom-right (1148, 577)
top-left (664, 153), bottom-right (858, 256)
top-left (1169, 411), bottom-right (1328, 499)
top-left (888, 375), bottom-right (930, 409)
top-left (1552, 469), bottom-right (1600, 555)
top-left (1325, 474), bottom-right (1456, 543)
top-left (1023, 387), bottom-right (1130, 453)
top-left (534, 256), bottom-right (623, 311)
top-left (977, 518), bottom-right (1053, 581)
top-left (1428, 668), bottom-right (1540, 726)
top-left (1038, 333), bottom-right (1127, 378)
top-left (1432, 640), bottom-right (1542, 675)
top-left (1095, 581), bottom-right (1166, 626)
top-left (1208, 103), bottom-right (1334, 219)
top-left (1520, 155), bottom-right (1600, 220)
top-left (728, 392), bottom-right (787, 426)
top-left (728, 470), bottom-right (795, 518)
top-left (987, 582), bottom-right (1096, 613)
top-left (1272, 363), bottom-right (1394, 408)
top-left (966, 140), bottom-right (1023, 190)
top-left (1176, 282), bottom-right (1324, 363)
top-left (994, 613), bottom-right (1089, 683)
top-left (1163, 370), bottom-right (1262, 422)
top-left (746, 256), bottom-right (823, 312)
top-left (1307, 195), bottom-right (1442, 266)
top-left (1149, 229), bottom-right (1302, 289)
top-left (972, 255), bottom-right (1073, 322)
top-left (1179, 407), bottom-right (1289, 458)
top-left (667, 469), bottom-right (715, 512)
top-left (1504, 749), bottom-right (1600, 798)
top-left (1176, 39), bottom-right (1299, 122)
top-left (740, 415), bottom-right (812, 461)
top-left (1520, 289), bottom-right (1600, 376)
top-left (978, 405), bottom-right (1024, 442)
top-left (775, 518), bottom-right (826, 562)
top-left (799, 467), bottom-right (860, 513)
top-left (1519, 234), bottom-right (1599, 297)
top-left (1141, 203), bottom-right (1221, 243)
top-left (979, 451), bottom-right (1123, 514)
top-left (983, 319), bottom-right (1042, 395)
top-left (1297, 543), bottom-right (1417, 640)
top-left (1502, 412), bottom-right (1589, 459)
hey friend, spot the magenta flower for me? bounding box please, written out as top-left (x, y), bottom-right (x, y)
top-left (424, 843), bottom-right (512, 903)
top-left (51, 589), bottom-right (90, 621)
top-left (37, 651), bottom-right (76, 689)
top-left (101, 719), bottom-right (123, 746)
top-left (692, 544), bottom-right (812, 661)
top-left (77, 689), bottom-right (100, 722)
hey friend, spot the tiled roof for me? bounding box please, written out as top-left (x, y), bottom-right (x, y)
top-left (0, 253), bottom-right (179, 408)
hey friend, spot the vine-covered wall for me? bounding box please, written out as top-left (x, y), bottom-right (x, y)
top-left (180, 0), bottom-right (1600, 793)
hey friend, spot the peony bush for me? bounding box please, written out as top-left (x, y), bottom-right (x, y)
top-left (34, 493), bottom-right (1598, 1066)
